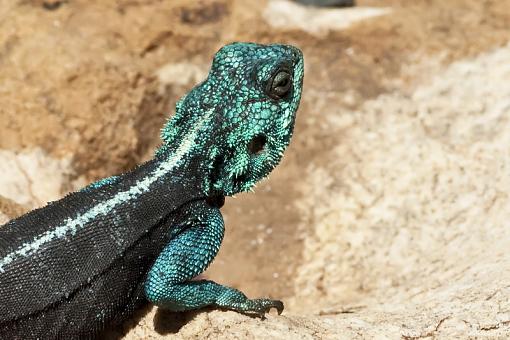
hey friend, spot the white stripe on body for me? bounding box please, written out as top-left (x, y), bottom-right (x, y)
top-left (0, 111), bottom-right (212, 272)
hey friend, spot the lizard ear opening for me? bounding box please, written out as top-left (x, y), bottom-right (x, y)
top-left (248, 134), bottom-right (266, 155)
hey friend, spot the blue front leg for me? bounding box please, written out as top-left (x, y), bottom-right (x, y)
top-left (144, 201), bottom-right (283, 317)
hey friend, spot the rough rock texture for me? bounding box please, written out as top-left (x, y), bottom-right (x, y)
top-left (0, 196), bottom-right (26, 224)
top-left (1, 0), bottom-right (510, 338)
top-left (0, 148), bottom-right (76, 207)
top-left (289, 43), bottom-right (510, 338)
top-left (0, 0), bottom-right (232, 177)
top-left (263, 0), bottom-right (391, 37)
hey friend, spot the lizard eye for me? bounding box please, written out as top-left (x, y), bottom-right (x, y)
top-left (266, 69), bottom-right (292, 100)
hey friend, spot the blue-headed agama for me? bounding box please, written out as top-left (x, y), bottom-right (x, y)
top-left (0, 42), bottom-right (304, 339)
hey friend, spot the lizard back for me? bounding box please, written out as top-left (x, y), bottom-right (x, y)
top-left (0, 155), bottom-right (198, 324)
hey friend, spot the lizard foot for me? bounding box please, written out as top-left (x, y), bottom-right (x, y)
top-left (214, 285), bottom-right (284, 318)
top-left (237, 298), bottom-right (284, 319)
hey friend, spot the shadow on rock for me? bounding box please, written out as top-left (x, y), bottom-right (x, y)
top-left (153, 308), bottom-right (211, 335)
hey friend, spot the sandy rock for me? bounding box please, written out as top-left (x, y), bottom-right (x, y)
top-left (0, 148), bottom-right (75, 208)
top-left (0, 0), bottom-right (231, 178)
top-left (289, 43), bottom-right (510, 337)
top-left (263, 0), bottom-right (390, 37)
top-left (0, 213), bottom-right (7, 225)
top-left (0, 196), bottom-right (28, 222)
top-left (122, 307), bottom-right (356, 340)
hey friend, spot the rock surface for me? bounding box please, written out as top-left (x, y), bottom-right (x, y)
top-left (1, 0), bottom-right (510, 338)
top-left (0, 148), bottom-right (75, 207)
top-left (263, 0), bottom-right (391, 37)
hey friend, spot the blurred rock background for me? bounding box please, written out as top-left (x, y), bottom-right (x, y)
top-left (1, 0), bottom-right (510, 338)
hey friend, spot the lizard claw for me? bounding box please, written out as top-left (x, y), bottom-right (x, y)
top-left (216, 290), bottom-right (284, 318)
top-left (246, 298), bottom-right (284, 318)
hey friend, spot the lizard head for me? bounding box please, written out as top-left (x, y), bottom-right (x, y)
top-left (204, 42), bottom-right (304, 197)
top-left (160, 42), bottom-right (304, 197)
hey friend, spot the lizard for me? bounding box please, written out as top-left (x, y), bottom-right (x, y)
top-left (0, 42), bottom-right (304, 339)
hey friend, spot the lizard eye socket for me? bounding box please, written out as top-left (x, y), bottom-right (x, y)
top-left (266, 69), bottom-right (292, 100)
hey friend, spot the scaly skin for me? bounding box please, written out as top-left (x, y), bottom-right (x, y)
top-left (0, 42), bottom-right (303, 339)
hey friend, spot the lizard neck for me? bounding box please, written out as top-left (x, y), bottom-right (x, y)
top-left (153, 108), bottom-right (216, 196)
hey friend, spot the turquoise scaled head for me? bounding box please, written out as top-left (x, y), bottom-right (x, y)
top-left (161, 42), bottom-right (304, 197)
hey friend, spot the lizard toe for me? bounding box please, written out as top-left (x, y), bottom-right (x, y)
top-left (250, 298), bottom-right (284, 317)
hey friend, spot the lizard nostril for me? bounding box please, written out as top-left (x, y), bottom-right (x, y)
top-left (248, 135), bottom-right (266, 155)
